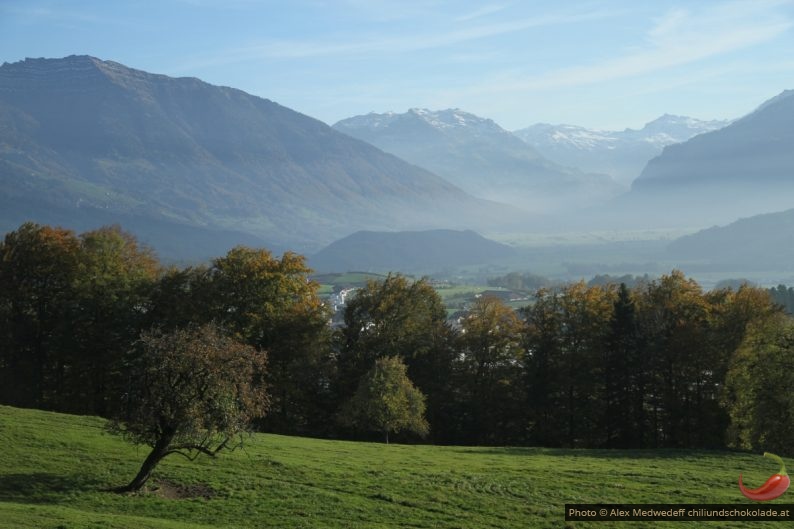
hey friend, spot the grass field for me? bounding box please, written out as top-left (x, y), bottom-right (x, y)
top-left (313, 272), bottom-right (389, 300)
top-left (0, 405), bottom-right (786, 528)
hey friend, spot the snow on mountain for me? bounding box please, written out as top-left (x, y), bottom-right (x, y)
top-left (514, 115), bottom-right (730, 184)
top-left (345, 108), bottom-right (513, 139)
top-left (333, 109), bottom-right (622, 213)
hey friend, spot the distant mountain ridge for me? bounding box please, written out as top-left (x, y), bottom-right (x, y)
top-left (0, 56), bottom-right (510, 258)
top-left (635, 91), bottom-right (794, 189)
top-left (667, 208), bottom-right (794, 270)
top-left (624, 90), bottom-right (794, 223)
top-left (514, 114), bottom-right (729, 184)
top-left (333, 108), bottom-right (621, 213)
top-left (310, 229), bottom-right (515, 273)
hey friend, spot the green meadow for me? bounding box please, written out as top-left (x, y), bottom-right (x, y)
top-left (0, 405), bottom-right (785, 529)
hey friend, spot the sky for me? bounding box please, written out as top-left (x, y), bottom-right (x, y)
top-left (2, 0), bottom-right (794, 130)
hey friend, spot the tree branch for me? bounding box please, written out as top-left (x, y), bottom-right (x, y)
top-left (167, 438), bottom-right (232, 459)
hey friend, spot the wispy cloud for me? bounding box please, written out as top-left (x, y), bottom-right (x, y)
top-left (455, 3), bottom-right (510, 22)
top-left (455, 0), bottom-right (793, 95)
top-left (174, 7), bottom-right (616, 71)
top-left (173, 0), bottom-right (288, 8)
top-left (3, 5), bottom-right (105, 24)
top-left (1, 3), bottom-right (144, 29)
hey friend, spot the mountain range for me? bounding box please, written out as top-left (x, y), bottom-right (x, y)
top-left (0, 56), bottom-right (510, 258)
top-left (3, 55), bottom-right (794, 269)
top-left (514, 115), bottom-right (730, 185)
top-left (333, 108), bottom-right (621, 213)
top-left (626, 90), bottom-right (794, 225)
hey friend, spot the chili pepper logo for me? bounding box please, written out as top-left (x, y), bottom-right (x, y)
top-left (738, 452), bottom-right (790, 501)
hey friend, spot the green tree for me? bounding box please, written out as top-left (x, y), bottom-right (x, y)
top-left (487, 272), bottom-right (550, 291)
top-left (143, 265), bottom-right (215, 331)
top-left (339, 356), bottom-right (428, 444)
top-left (338, 274), bottom-right (453, 441)
top-left (724, 315), bottom-right (794, 455)
top-left (709, 284), bottom-right (783, 360)
top-left (71, 225), bottom-right (159, 415)
top-left (109, 323), bottom-right (269, 492)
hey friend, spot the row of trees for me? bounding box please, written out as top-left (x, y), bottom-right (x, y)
top-left (768, 284), bottom-right (794, 314)
top-left (1, 222), bottom-right (792, 456)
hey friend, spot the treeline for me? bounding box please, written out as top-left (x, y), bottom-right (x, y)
top-left (487, 271), bottom-right (654, 291)
top-left (768, 284), bottom-right (794, 314)
top-left (1, 222), bottom-right (792, 453)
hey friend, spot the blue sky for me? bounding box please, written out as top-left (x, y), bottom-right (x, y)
top-left (2, 0), bottom-right (794, 130)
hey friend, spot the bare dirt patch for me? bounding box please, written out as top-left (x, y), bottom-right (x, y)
top-left (149, 479), bottom-right (216, 500)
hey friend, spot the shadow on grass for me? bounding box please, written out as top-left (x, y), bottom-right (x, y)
top-left (450, 447), bottom-right (726, 459)
top-left (0, 472), bottom-right (103, 503)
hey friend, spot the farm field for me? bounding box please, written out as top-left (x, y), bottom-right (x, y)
top-left (0, 405), bottom-right (784, 529)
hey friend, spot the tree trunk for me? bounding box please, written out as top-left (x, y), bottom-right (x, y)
top-left (385, 430), bottom-right (389, 444)
top-left (116, 432), bottom-right (173, 492)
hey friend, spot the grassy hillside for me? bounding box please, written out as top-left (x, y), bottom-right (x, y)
top-left (0, 406), bottom-right (783, 528)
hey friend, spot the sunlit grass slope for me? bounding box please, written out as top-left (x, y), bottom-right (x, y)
top-left (0, 405), bottom-right (783, 528)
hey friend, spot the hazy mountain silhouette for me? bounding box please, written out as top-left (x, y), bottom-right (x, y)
top-left (310, 229), bottom-right (516, 273)
top-left (333, 108), bottom-right (620, 213)
top-left (621, 90), bottom-right (794, 225)
top-left (0, 56), bottom-right (511, 257)
top-left (667, 208), bottom-right (794, 270)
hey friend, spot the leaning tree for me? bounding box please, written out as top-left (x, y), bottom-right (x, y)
top-left (109, 323), bottom-right (269, 492)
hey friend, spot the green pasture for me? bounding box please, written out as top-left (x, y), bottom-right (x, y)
top-left (0, 405), bottom-right (784, 528)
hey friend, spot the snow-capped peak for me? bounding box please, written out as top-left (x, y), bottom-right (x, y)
top-left (406, 108), bottom-right (499, 131)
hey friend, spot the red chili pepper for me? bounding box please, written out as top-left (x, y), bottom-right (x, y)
top-left (739, 452), bottom-right (790, 501)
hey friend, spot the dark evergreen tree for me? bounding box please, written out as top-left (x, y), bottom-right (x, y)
top-left (522, 289), bottom-right (565, 446)
top-left (602, 283), bottom-right (646, 448)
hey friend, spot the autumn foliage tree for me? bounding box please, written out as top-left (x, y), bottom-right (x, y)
top-left (207, 247), bottom-right (332, 435)
top-left (0, 222), bottom-right (81, 408)
top-left (3, 220), bottom-right (793, 452)
top-left (0, 223), bottom-right (159, 415)
top-left (140, 246), bottom-right (332, 435)
top-left (109, 323), bottom-right (269, 492)
top-left (522, 282), bottom-right (616, 447)
top-left (458, 296), bottom-right (524, 444)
